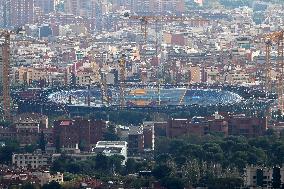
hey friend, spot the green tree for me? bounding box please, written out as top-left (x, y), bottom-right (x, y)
top-left (21, 183), bottom-right (36, 189)
top-left (38, 131), bottom-right (46, 152)
top-left (95, 153), bottom-right (109, 171)
top-left (103, 123), bottom-right (120, 141)
top-left (109, 155), bottom-right (125, 174)
top-left (125, 158), bottom-right (137, 174)
top-left (42, 181), bottom-right (61, 189)
top-left (152, 165), bottom-right (172, 179)
top-left (0, 140), bottom-right (20, 163)
top-left (161, 177), bottom-right (184, 189)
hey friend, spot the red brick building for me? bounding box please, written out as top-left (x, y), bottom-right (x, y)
top-left (128, 126), bottom-right (144, 154)
top-left (0, 113), bottom-right (52, 146)
top-left (228, 115), bottom-right (267, 137)
top-left (53, 118), bottom-right (107, 151)
top-left (165, 113), bottom-right (267, 138)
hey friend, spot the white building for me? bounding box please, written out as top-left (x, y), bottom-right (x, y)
top-left (244, 165), bottom-right (284, 188)
top-left (94, 141), bottom-right (128, 165)
top-left (12, 151), bottom-right (51, 169)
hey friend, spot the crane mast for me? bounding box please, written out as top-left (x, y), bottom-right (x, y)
top-left (264, 31), bottom-right (284, 113)
top-left (0, 30), bottom-right (11, 121)
top-left (119, 55), bottom-right (126, 107)
top-left (125, 14), bottom-right (209, 107)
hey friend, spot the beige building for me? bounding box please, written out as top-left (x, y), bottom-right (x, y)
top-left (189, 65), bottom-right (201, 83)
top-left (163, 32), bottom-right (172, 44)
top-left (33, 171), bottom-right (63, 186)
top-left (225, 70), bottom-right (250, 84)
top-left (14, 67), bottom-right (47, 85)
top-left (205, 67), bottom-right (220, 84)
top-left (76, 71), bottom-right (91, 85)
top-left (14, 67), bottom-right (66, 86)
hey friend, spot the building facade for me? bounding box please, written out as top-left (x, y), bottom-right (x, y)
top-left (34, 0), bottom-right (55, 14)
top-left (53, 118), bottom-right (107, 151)
top-left (6, 0), bottom-right (34, 27)
top-left (12, 151), bottom-right (52, 169)
top-left (244, 166), bottom-right (284, 188)
top-left (94, 141), bottom-right (127, 165)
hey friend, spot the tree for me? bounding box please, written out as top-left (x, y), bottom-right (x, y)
top-left (38, 131), bottom-right (46, 152)
top-left (103, 123), bottom-right (120, 141)
top-left (272, 167), bottom-right (281, 189)
top-left (109, 155), bottom-right (125, 174)
top-left (161, 177), bottom-right (184, 189)
top-left (152, 165), bottom-right (172, 179)
top-left (95, 153), bottom-right (109, 171)
top-left (125, 158), bottom-right (137, 174)
top-left (21, 183), bottom-right (36, 189)
top-left (55, 135), bottom-right (61, 153)
top-left (42, 181), bottom-right (61, 189)
top-left (206, 177), bottom-right (243, 189)
top-left (0, 141), bottom-right (20, 163)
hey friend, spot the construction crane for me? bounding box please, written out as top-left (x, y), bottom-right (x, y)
top-left (119, 55), bottom-right (126, 107)
top-left (100, 71), bottom-right (109, 106)
top-left (125, 14), bottom-right (209, 107)
top-left (263, 31), bottom-right (284, 113)
top-left (0, 28), bottom-right (24, 121)
top-left (179, 65), bottom-right (199, 105)
top-left (0, 30), bottom-right (12, 121)
top-left (124, 13), bottom-right (210, 44)
top-left (91, 62), bottom-right (109, 106)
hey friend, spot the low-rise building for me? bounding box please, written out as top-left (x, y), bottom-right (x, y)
top-left (228, 114), bottom-right (267, 137)
top-left (53, 118), bottom-right (107, 151)
top-left (33, 171), bottom-right (64, 186)
top-left (0, 113), bottom-right (52, 146)
top-left (94, 141), bottom-right (128, 165)
top-left (244, 165), bottom-right (284, 189)
top-left (1, 170), bottom-right (63, 187)
top-left (166, 113), bottom-right (265, 138)
top-left (12, 150), bottom-right (52, 170)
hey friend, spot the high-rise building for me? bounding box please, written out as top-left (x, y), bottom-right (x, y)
top-left (65, 0), bottom-right (97, 18)
top-left (155, 0), bottom-right (185, 13)
top-left (131, 0), bottom-right (185, 13)
top-left (4, 0), bottom-right (34, 27)
top-left (35, 0), bottom-right (55, 14)
top-left (0, 0), bottom-right (4, 27)
top-left (1, 0), bottom-right (11, 27)
top-left (135, 0), bottom-right (154, 13)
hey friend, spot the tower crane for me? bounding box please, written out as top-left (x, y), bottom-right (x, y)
top-left (119, 55), bottom-right (126, 107)
top-left (0, 28), bottom-right (24, 120)
top-left (124, 14), bottom-right (209, 107)
top-left (100, 71), bottom-right (109, 106)
top-left (124, 13), bottom-right (210, 44)
top-left (91, 62), bottom-right (110, 106)
top-left (179, 65), bottom-right (199, 105)
top-left (263, 31), bottom-right (284, 113)
top-left (0, 30), bottom-right (11, 121)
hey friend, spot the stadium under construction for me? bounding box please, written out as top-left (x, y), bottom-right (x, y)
top-left (47, 87), bottom-right (244, 107)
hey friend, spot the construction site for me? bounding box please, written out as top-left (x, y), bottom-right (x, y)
top-left (1, 2), bottom-right (284, 121)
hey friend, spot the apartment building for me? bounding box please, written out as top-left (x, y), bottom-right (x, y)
top-left (53, 118), bottom-right (107, 151)
top-left (244, 166), bottom-right (284, 188)
top-left (12, 150), bottom-right (51, 169)
top-left (94, 141), bottom-right (128, 165)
